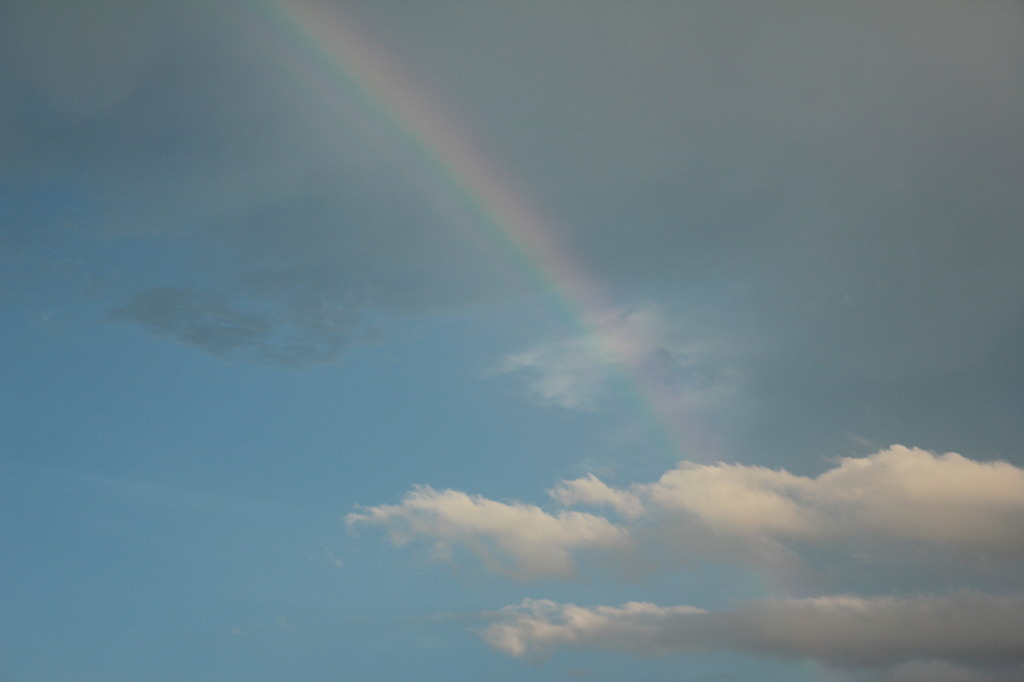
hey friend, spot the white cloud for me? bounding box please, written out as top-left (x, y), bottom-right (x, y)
top-left (345, 485), bottom-right (629, 580)
top-left (627, 445), bottom-right (1024, 554)
top-left (351, 446), bottom-right (1024, 581)
top-left (483, 599), bottom-right (707, 658)
top-left (548, 474), bottom-right (645, 519)
top-left (493, 303), bottom-right (736, 411)
top-left (495, 340), bottom-right (605, 410)
top-left (483, 593), bottom-right (1024, 670)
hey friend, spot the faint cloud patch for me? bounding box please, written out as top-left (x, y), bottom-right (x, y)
top-left (112, 286), bottom-right (364, 367)
top-left (325, 547), bottom-right (345, 569)
top-left (492, 303), bottom-right (737, 413)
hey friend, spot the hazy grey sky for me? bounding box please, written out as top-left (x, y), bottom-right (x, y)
top-left (3, 2), bottom-right (1023, 681)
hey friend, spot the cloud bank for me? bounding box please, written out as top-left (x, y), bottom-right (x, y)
top-left (352, 446), bottom-right (1024, 677)
top-left (8, 1), bottom-right (1022, 389)
top-left (353, 446), bottom-right (1024, 577)
top-left (620, 445), bottom-right (1024, 555)
top-left (483, 593), bottom-right (1024, 670)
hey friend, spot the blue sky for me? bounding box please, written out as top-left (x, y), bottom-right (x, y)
top-left (3, 2), bottom-right (1024, 681)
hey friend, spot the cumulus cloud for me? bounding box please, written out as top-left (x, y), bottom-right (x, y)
top-left (548, 474), bottom-right (645, 520)
top-left (483, 593), bottom-right (1024, 671)
top-left (349, 447), bottom-right (1024, 675)
top-left (345, 485), bottom-right (630, 580)
top-left (609, 445), bottom-right (1024, 556)
top-left (352, 446), bottom-right (1024, 585)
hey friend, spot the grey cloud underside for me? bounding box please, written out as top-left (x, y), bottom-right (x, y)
top-left (374, 0), bottom-right (1024, 460)
top-left (4, 1), bottom-right (1023, 381)
top-left (351, 446), bottom-right (1024, 675)
top-left (0, 1), bottom-right (519, 364)
top-left (484, 594), bottom-right (1024, 671)
top-left (366, 0), bottom-right (1024, 467)
top-left (856, 660), bottom-right (1024, 682)
top-left (375, 1), bottom-right (1024, 348)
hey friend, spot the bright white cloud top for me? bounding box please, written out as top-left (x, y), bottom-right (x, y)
top-left (352, 446), bottom-right (1024, 678)
top-left (603, 445), bottom-right (1024, 550)
top-left (346, 486), bottom-right (630, 580)
top-left (354, 446), bottom-right (1024, 571)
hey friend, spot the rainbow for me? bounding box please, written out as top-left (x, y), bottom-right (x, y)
top-left (248, 0), bottom-right (708, 462)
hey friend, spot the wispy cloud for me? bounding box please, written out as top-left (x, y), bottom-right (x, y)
top-left (493, 304), bottom-right (737, 412)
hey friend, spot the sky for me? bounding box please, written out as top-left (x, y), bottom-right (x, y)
top-left (2, 1), bottom-right (1024, 681)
